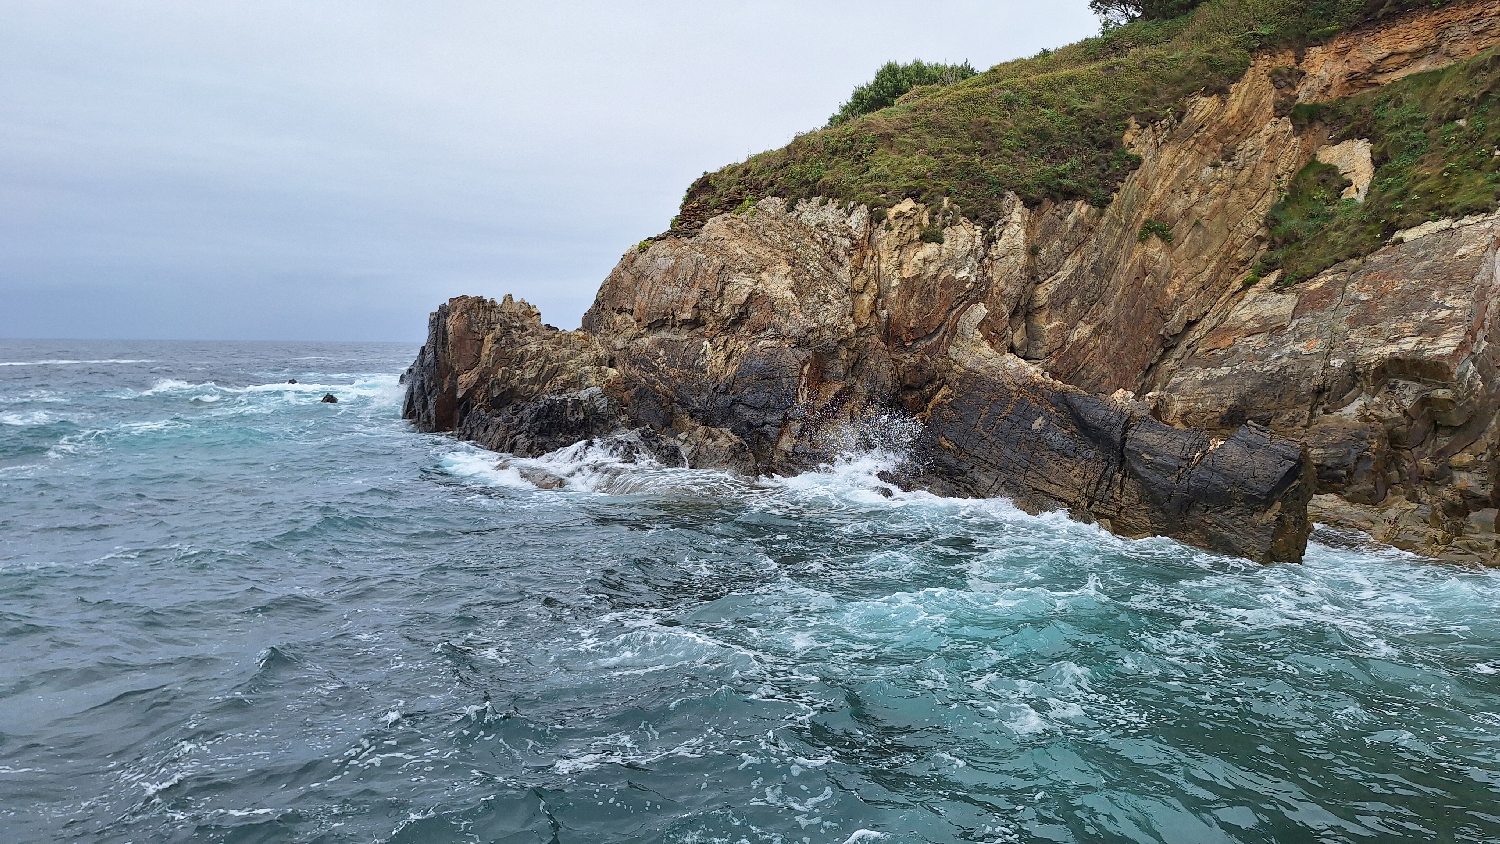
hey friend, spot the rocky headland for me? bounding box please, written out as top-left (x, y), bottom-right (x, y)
top-left (405, 0), bottom-right (1500, 565)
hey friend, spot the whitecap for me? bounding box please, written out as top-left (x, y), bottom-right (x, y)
top-left (441, 437), bottom-right (750, 497)
top-left (240, 375), bottom-right (400, 402)
top-left (997, 703), bottom-right (1049, 735)
top-left (770, 449), bottom-right (911, 506)
top-left (219, 808), bottom-right (278, 819)
top-left (589, 627), bottom-right (750, 676)
top-left (438, 451), bottom-right (536, 490)
top-left (126, 374), bottom-right (403, 421)
top-left (0, 410), bottom-right (53, 426)
top-left (140, 771), bottom-right (184, 796)
top-left (138, 379), bottom-right (213, 396)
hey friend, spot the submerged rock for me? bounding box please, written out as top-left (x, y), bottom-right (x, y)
top-left (321, 394), bottom-right (338, 404)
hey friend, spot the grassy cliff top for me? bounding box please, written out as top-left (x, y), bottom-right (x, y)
top-left (670, 0), bottom-right (1455, 235)
top-left (1256, 46), bottom-right (1500, 286)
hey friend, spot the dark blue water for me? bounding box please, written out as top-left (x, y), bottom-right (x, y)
top-left (2, 339), bottom-right (1499, 844)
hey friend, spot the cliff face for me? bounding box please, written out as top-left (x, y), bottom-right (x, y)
top-left (405, 2), bottom-right (1500, 565)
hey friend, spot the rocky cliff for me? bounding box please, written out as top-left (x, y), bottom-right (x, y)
top-left (405, 0), bottom-right (1500, 565)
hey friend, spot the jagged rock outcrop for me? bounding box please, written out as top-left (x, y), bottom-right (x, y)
top-left (1149, 215), bottom-right (1500, 563)
top-left (404, 1), bottom-right (1500, 565)
top-left (407, 198), bottom-right (1315, 563)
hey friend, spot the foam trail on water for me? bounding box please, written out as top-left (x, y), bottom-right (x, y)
top-left (137, 375), bottom-right (401, 405)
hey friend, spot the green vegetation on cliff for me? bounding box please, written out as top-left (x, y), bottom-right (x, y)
top-left (672, 0), bottom-right (1458, 235)
top-left (827, 60), bottom-right (977, 128)
top-left (1259, 47), bottom-right (1500, 285)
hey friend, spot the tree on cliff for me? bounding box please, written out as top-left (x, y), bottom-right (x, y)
top-left (1088, 0), bottom-right (1206, 25)
top-left (826, 60), bottom-right (977, 128)
top-left (1092, 0), bottom-right (1453, 28)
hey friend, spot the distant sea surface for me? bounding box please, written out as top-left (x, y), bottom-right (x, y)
top-left (3, 338), bottom-right (1500, 843)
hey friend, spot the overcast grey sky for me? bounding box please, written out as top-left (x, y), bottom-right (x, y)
top-left (0, 1), bottom-right (1098, 342)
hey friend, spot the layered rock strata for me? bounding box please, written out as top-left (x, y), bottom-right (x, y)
top-left (407, 199), bottom-right (1314, 564)
top-left (405, 1), bottom-right (1500, 565)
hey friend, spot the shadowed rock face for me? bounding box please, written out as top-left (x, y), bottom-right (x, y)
top-left (917, 340), bottom-right (1312, 563)
top-left (403, 295), bottom-right (624, 457)
top-left (402, 3), bottom-right (1500, 565)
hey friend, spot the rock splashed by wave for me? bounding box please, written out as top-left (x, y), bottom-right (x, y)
top-left (2, 339), bottom-right (1499, 843)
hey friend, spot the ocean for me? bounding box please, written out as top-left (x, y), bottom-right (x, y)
top-left (2, 338), bottom-right (1498, 843)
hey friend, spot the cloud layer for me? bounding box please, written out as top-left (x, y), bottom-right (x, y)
top-left (0, 0), bottom-right (1096, 341)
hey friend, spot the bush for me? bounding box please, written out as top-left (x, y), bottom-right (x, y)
top-left (827, 60), bottom-right (978, 128)
top-left (1090, 0), bottom-right (1209, 27)
top-left (1139, 219), bottom-right (1174, 243)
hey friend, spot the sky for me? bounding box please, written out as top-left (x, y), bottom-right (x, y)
top-left (0, 1), bottom-right (1099, 342)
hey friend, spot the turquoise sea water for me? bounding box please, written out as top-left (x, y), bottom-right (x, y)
top-left (2, 339), bottom-right (1499, 843)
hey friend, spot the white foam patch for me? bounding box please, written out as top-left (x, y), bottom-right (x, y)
top-left (240, 376), bottom-right (399, 402)
top-left (532, 441), bottom-right (710, 494)
top-left (771, 450), bottom-right (912, 506)
top-left (761, 442), bottom-right (1057, 527)
top-left (588, 627), bottom-right (751, 676)
top-left (136, 375), bottom-right (400, 405)
top-left (0, 359), bottom-right (153, 367)
top-left (0, 410), bottom-right (53, 426)
top-left (438, 451), bottom-right (536, 490)
top-left (44, 418), bottom-right (192, 458)
top-left (138, 379), bottom-right (209, 396)
top-left (440, 438), bottom-right (751, 497)
top-left (140, 771), bottom-right (184, 796)
top-left (0, 389), bottom-right (63, 405)
top-left (548, 732), bottom-right (712, 776)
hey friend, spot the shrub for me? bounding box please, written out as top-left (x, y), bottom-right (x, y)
top-left (1090, 0), bottom-right (1209, 27)
top-left (1139, 219), bottom-right (1174, 243)
top-left (827, 60), bottom-right (978, 128)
